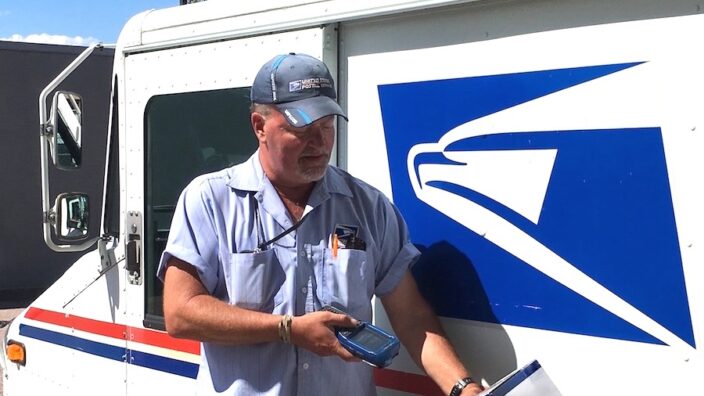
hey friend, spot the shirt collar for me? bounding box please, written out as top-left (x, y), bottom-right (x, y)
top-left (226, 151), bottom-right (265, 192)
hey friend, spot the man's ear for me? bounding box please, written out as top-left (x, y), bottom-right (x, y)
top-left (251, 112), bottom-right (266, 143)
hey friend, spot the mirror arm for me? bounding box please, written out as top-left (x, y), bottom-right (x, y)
top-left (39, 44), bottom-right (102, 129)
top-left (42, 209), bottom-right (56, 225)
top-left (40, 122), bottom-right (53, 137)
top-left (38, 43), bottom-right (103, 252)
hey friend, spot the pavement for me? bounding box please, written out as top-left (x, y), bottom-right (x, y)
top-left (0, 308), bottom-right (25, 396)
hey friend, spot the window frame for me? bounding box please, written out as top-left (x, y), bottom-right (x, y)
top-left (142, 87), bottom-right (258, 330)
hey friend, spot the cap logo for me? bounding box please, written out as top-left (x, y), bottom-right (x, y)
top-left (289, 77), bottom-right (332, 92)
top-left (284, 109), bottom-right (299, 125)
top-left (289, 80), bottom-right (302, 92)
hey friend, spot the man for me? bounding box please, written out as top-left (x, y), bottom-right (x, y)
top-left (159, 53), bottom-right (483, 396)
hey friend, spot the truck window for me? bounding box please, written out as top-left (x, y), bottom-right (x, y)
top-left (143, 88), bottom-right (258, 329)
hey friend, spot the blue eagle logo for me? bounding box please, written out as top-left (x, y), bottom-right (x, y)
top-left (378, 62), bottom-right (695, 349)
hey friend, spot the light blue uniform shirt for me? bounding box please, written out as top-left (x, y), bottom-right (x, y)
top-left (158, 152), bottom-right (419, 395)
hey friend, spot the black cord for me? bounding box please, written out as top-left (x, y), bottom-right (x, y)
top-left (257, 211), bottom-right (309, 250)
top-left (247, 194), bottom-right (310, 252)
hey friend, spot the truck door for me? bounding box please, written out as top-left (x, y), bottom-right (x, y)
top-left (120, 27), bottom-right (335, 393)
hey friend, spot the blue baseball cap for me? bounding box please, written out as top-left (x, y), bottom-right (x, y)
top-left (251, 53), bottom-right (348, 127)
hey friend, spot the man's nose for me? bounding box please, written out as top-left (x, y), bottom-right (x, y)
top-left (306, 126), bottom-right (327, 146)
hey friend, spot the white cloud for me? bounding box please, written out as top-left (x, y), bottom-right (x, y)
top-left (1, 33), bottom-right (100, 46)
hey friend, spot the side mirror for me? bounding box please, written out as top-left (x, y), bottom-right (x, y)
top-left (53, 193), bottom-right (90, 241)
top-left (50, 91), bottom-right (83, 170)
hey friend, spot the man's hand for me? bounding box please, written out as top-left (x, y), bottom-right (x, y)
top-left (290, 311), bottom-right (361, 362)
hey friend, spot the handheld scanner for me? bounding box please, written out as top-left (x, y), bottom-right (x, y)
top-left (321, 305), bottom-right (400, 368)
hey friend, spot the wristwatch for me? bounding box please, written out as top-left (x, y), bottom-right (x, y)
top-left (449, 376), bottom-right (476, 396)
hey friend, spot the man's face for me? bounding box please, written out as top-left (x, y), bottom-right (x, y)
top-left (253, 107), bottom-right (335, 188)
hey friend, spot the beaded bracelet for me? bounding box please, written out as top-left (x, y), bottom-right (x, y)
top-left (278, 314), bottom-right (293, 343)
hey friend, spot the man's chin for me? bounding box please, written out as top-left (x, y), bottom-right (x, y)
top-left (299, 165), bottom-right (327, 183)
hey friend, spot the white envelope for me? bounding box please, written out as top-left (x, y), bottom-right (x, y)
top-left (479, 360), bottom-right (562, 396)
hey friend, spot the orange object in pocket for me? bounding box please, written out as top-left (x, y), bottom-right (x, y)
top-left (332, 233), bottom-right (338, 259)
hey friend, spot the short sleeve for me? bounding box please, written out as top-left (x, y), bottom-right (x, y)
top-left (373, 199), bottom-right (421, 297)
top-left (157, 178), bottom-right (221, 294)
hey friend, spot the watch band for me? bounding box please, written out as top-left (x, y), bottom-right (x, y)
top-left (449, 376), bottom-right (475, 396)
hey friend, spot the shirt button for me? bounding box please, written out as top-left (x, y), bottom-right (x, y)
top-left (300, 287), bottom-right (307, 294)
top-left (302, 363), bottom-right (309, 370)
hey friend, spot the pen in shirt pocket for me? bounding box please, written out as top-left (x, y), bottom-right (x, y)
top-left (332, 233), bottom-right (339, 259)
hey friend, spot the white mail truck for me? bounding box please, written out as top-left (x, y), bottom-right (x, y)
top-left (2, 0), bottom-right (703, 395)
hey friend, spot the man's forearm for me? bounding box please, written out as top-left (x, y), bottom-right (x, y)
top-left (163, 257), bottom-right (282, 344)
top-left (415, 329), bottom-right (483, 395)
top-left (166, 292), bottom-right (282, 344)
top-left (163, 257), bottom-right (362, 360)
top-left (394, 300), bottom-right (472, 393)
top-left (382, 271), bottom-right (483, 395)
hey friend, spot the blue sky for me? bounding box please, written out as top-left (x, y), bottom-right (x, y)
top-left (0, 0), bottom-right (179, 46)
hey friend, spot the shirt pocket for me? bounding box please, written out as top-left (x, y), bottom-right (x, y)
top-left (229, 249), bottom-right (285, 312)
top-left (318, 248), bottom-right (374, 314)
